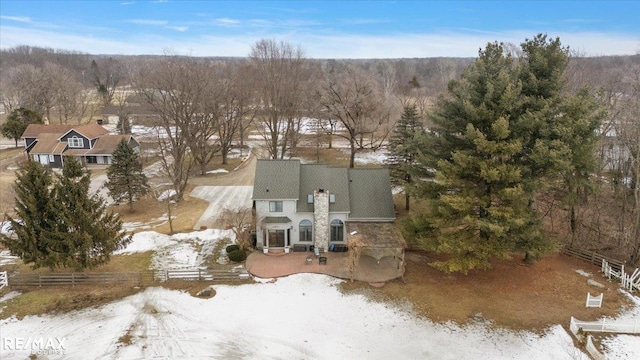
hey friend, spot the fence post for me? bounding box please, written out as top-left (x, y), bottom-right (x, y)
top-left (601, 318), bottom-right (605, 332)
top-left (198, 269), bottom-right (202, 281)
top-left (591, 251), bottom-right (596, 265)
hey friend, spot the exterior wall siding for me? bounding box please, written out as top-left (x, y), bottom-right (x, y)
top-left (254, 198), bottom-right (348, 250)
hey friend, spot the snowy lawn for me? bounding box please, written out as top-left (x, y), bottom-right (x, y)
top-left (2, 229), bottom-right (639, 359)
top-left (0, 274), bottom-right (600, 359)
top-left (189, 186), bottom-right (253, 230)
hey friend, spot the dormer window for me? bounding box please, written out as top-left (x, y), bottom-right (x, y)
top-left (68, 136), bottom-right (84, 148)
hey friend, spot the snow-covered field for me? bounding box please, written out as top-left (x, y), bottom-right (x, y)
top-left (2, 228), bottom-right (639, 359)
top-left (189, 186), bottom-right (253, 230)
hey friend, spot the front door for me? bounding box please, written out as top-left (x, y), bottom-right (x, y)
top-left (268, 229), bottom-right (285, 247)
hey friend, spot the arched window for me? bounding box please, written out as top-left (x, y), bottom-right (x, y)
top-left (330, 219), bottom-right (344, 242)
top-left (299, 220), bottom-right (312, 242)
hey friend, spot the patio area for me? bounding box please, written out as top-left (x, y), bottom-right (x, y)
top-left (245, 250), bottom-right (405, 283)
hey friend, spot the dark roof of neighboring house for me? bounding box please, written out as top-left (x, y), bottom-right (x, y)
top-left (29, 133), bottom-right (67, 154)
top-left (22, 123), bottom-right (109, 139)
top-left (86, 135), bottom-right (136, 155)
top-left (253, 159), bottom-right (395, 221)
top-left (21, 124), bottom-right (74, 138)
top-left (59, 124), bottom-right (109, 140)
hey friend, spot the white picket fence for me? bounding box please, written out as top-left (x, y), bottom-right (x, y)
top-left (570, 316), bottom-right (640, 334)
top-left (0, 271), bottom-right (7, 289)
top-left (602, 259), bottom-right (640, 292)
top-left (585, 335), bottom-right (606, 360)
top-left (586, 293), bottom-right (603, 308)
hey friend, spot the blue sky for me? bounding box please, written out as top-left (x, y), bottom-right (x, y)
top-left (0, 0), bottom-right (638, 58)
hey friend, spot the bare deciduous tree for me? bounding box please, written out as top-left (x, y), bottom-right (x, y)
top-left (135, 55), bottom-right (218, 200)
top-left (249, 39), bottom-right (309, 159)
top-left (318, 64), bottom-right (394, 167)
top-left (217, 207), bottom-right (254, 250)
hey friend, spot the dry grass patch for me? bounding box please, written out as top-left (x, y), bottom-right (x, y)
top-left (111, 192), bottom-right (210, 234)
top-left (0, 285), bottom-right (141, 320)
top-left (341, 252), bottom-right (631, 332)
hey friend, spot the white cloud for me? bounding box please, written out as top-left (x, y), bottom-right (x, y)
top-left (120, 1), bottom-right (134, 5)
top-left (0, 24), bottom-right (637, 59)
top-left (127, 19), bottom-right (168, 26)
top-left (166, 26), bottom-right (188, 32)
top-left (0, 15), bottom-right (31, 23)
top-left (215, 18), bottom-right (241, 27)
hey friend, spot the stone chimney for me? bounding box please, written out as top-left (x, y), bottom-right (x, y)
top-left (313, 189), bottom-right (329, 251)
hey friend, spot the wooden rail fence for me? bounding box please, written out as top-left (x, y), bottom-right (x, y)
top-left (154, 269), bottom-right (251, 282)
top-left (8, 272), bottom-right (145, 287)
top-left (562, 246), bottom-right (624, 272)
top-left (0, 271), bottom-right (7, 289)
top-left (6, 268), bottom-right (252, 287)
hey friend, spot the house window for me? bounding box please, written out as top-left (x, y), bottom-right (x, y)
top-left (269, 201), bottom-right (283, 212)
top-left (331, 219), bottom-right (344, 242)
top-left (307, 194), bottom-right (313, 204)
top-left (68, 136), bottom-right (84, 148)
top-left (87, 156), bottom-right (97, 164)
top-left (299, 220), bottom-right (312, 242)
top-left (48, 154), bottom-right (54, 163)
top-left (329, 193), bottom-right (336, 203)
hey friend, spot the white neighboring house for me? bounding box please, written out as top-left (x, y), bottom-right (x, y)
top-left (252, 160), bottom-right (405, 259)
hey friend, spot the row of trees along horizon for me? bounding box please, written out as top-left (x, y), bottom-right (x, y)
top-left (1, 34), bottom-right (639, 272)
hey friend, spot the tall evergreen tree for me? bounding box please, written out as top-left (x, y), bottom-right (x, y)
top-left (0, 161), bottom-right (61, 269)
top-left (387, 104), bottom-right (424, 210)
top-left (1, 157), bottom-right (130, 270)
top-left (53, 156), bottom-right (131, 270)
top-left (106, 139), bottom-right (149, 211)
top-left (409, 36), bottom-right (593, 273)
top-left (0, 107), bottom-right (42, 147)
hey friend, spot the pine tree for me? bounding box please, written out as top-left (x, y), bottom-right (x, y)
top-left (1, 157), bottom-right (131, 270)
top-left (53, 156), bottom-right (131, 270)
top-left (409, 35), bottom-right (606, 273)
top-left (116, 116), bottom-right (131, 134)
top-left (0, 161), bottom-right (61, 269)
top-left (106, 139), bottom-right (149, 211)
top-left (387, 104), bottom-right (424, 210)
top-left (0, 108), bottom-right (43, 147)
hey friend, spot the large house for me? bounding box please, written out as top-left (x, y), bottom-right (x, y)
top-left (252, 159), bottom-right (406, 261)
top-left (22, 123), bottom-right (139, 168)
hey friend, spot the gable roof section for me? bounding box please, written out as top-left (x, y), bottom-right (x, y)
top-left (29, 133), bottom-right (67, 154)
top-left (86, 135), bottom-right (134, 155)
top-left (347, 168), bottom-right (395, 220)
top-left (22, 123), bottom-right (109, 140)
top-left (297, 165), bottom-right (350, 213)
top-left (253, 159), bottom-right (396, 221)
top-left (22, 124), bottom-right (74, 138)
top-left (59, 123), bottom-right (109, 140)
top-left (252, 160), bottom-right (301, 200)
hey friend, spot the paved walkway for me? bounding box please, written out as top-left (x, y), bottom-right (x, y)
top-left (245, 251), bottom-right (405, 283)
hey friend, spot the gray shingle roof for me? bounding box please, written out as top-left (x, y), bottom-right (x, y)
top-left (297, 165), bottom-right (350, 213)
top-left (252, 160), bottom-right (300, 200)
top-left (253, 159), bottom-right (395, 221)
top-left (348, 168), bottom-right (395, 220)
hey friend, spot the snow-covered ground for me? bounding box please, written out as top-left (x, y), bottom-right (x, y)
top-left (189, 186), bottom-right (253, 230)
top-left (2, 229), bottom-right (640, 359)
